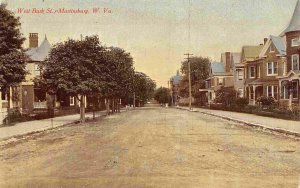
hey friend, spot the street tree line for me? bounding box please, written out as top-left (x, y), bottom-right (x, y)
top-left (38, 36), bottom-right (156, 121)
top-left (0, 4), bottom-right (156, 122)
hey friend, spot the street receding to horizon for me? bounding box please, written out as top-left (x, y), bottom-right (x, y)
top-left (0, 107), bottom-right (300, 188)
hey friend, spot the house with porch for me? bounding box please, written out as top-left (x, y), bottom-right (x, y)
top-left (244, 37), bottom-right (286, 105)
top-left (22, 33), bottom-right (85, 113)
top-left (242, 45), bottom-right (265, 105)
top-left (201, 52), bottom-right (235, 103)
top-left (278, 0), bottom-right (300, 108)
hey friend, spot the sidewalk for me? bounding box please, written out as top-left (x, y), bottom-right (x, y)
top-left (176, 106), bottom-right (300, 137)
top-left (0, 111), bottom-right (108, 140)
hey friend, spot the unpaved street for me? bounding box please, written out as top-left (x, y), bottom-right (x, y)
top-left (0, 108), bottom-right (300, 188)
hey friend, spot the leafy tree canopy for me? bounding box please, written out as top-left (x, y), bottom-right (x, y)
top-left (154, 87), bottom-right (171, 104)
top-left (41, 35), bottom-right (106, 97)
top-left (0, 5), bottom-right (25, 55)
top-left (179, 56), bottom-right (210, 98)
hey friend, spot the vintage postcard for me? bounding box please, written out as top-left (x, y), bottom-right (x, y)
top-left (0, 0), bottom-right (300, 187)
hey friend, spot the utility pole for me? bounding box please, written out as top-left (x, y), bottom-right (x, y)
top-left (184, 53), bottom-right (193, 111)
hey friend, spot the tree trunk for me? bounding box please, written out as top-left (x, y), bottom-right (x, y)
top-left (93, 104), bottom-right (95, 119)
top-left (118, 98), bottom-right (121, 113)
top-left (133, 92), bottom-right (136, 108)
top-left (7, 88), bottom-right (10, 109)
top-left (112, 99), bottom-right (115, 114)
top-left (105, 98), bottom-right (110, 115)
top-left (80, 95), bottom-right (85, 123)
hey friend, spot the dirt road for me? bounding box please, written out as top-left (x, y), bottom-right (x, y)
top-left (0, 108), bottom-right (299, 188)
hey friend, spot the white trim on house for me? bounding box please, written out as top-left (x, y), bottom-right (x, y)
top-left (70, 97), bottom-right (75, 106)
top-left (237, 69), bottom-right (243, 80)
top-left (249, 66), bottom-right (255, 78)
top-left (291, 38), bottom-right (300, 47)
top-left (267, 85), bottom-right (278, 100)
top-left (267, 62), bottom-right (278, 76)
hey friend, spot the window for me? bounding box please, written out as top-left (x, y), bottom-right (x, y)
top-left (292, 81), bottom-right (299, 99)
top-left (237, 70), bottom-right (243, 80)
top-left (250, 87), bottom-right (254, 100)
top-left (282, 84), bottom-right (289, 99)
top-left (1, 91), bottom-right (6, 101)
top-left (267, 85), bottom-right (278, 100)
top-left (70, 97), bottom-right (75, 106)
top-left (258, 65), bottom-right (261, 78)
top-left (292, 38), bottom-right (300, 47)
top-left (249, 66), bottom-right (255, 78)
top-left (238, 88), bottom-right (244, 98)
top-left (217, 78), bottom-right (223, 85)
top-left (292, 54), bottom-right (299, 71)
top-left (267, 62), bottom-right (278, 75)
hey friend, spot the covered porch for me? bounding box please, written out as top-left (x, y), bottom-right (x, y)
top-left (279, 71), bottom-right (300, 108)
top-left (245, 84), bottom-right (264, 105)
top-left (199, 89), bottom-right (215, 104)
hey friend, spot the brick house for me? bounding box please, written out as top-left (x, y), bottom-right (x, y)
top-left (242, 45), bottom-right (264, 105)
top-left (244, 37), bottom-right (286, 105)
top-left (278, 0), bottom-right (300, 107)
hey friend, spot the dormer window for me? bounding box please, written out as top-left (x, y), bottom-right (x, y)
top-left (291, 38), bottom-right (300, 47)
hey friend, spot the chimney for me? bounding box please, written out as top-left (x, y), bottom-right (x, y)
top-left (225, 52), bottom-right (231, 72)
top-left (264, 38), bottom-right (268, 45)
top-left (29, 33), bottom-right (38, 48)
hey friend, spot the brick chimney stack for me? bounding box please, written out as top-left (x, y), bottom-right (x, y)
top-left (29, 33), bottom-right (38, 48)
top-left (225, 52), bottom-right (231, 72)
top-left (264, 38), bottom-right (268, 45)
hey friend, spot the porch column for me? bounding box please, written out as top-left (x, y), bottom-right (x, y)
top-left (248, 87), bottom-right (251, 104)
top-left (9, 87), bottom-right (13, 108)
top-left (289, 86), bottom-right (292, 110)
top-left (253, 86), bottom-right (256, 105)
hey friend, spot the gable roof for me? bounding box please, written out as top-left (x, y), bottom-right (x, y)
top-left (25, 36), bottom-right (51, 62)
top-left (211, 62), bottom-right (225, 74)
top-left (241, 45), bottom-right (263, 62)
top-left (282, 0), bottom-right (300, 34)
top-left (259, 35), bottom-right (286, 57)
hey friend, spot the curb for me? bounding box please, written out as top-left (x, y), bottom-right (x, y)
top-left (174, 107), bottom-right (300, 138)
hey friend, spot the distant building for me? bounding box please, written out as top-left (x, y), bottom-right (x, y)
top-left (201, 52), bottom-right (235, 103)
top-left (170, 70), bottom-right (182, 105)
top-left (231, 53), bottom-right (243, 97)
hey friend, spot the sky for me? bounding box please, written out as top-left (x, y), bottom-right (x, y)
top-left (4, 0), bottom-right (299, 87)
